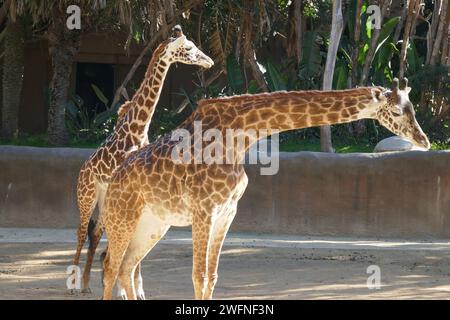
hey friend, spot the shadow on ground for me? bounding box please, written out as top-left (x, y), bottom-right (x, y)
top-left (1, 242), bottom-right (450, 299)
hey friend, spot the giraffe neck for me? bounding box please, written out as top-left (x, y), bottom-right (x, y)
top-left (181, 88), bottom-right (381, 162)
top-left (115, 43), bottom-right (170, 146)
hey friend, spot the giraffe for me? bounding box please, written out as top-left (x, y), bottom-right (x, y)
top-left (72, 26), bottom-right (214, 297)
top-left (98, 78), bottom-right (430, 300)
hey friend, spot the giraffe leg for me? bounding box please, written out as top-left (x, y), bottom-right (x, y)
top-left (192, 212), bottom-right (215, 300)
top-left (74, 170), bottom-right (98, 266)
top-left (81, 220), bottom-right (103, 293)
top-left (102, 184), bottom-right (146, 300)
top-left (102, 249), bottom-right (120, 300)
top-left (81, 187), bottom-right (106, 293)
top-left (102, 226), bottom-right (137, 300)
top-left (70, 170), bottom-right (97, 294)
top-left (204, 205), bottom-right (237, 300)
top-left (99, 246), bottom-right (128, 298)
top-left (134, 263), bottom-right (145, 300)
top-left (117, 210), bottom-right (170, 300)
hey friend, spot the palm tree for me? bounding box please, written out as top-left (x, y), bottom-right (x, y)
top-left (19, 1), bottom-right (123, 145)
top-left (1, 0), bottom-right (25, 140)
top-left (6, 1), bottom-right (150, 145)
top-left (10, 0), bottom-right (203, 145)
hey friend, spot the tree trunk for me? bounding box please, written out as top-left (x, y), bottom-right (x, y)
top-left (242, 0), bottom-right (268, 92)
top-left (350, 0), bottom-right (363, 87)
top-left (399, 0), bottom-right (418, 78)
top-left (409, 0), bottom-right (423, 38)
top-left (1, 22), bottom-right (24, 140)
top-left (287, 0), bottom-right (304, 64)
top-left (348, 0), bottom-right (364, 135)
top-left (426, 0), bottom-right (440, 64)
top-left (393, 0), bottom-right (408, 42)
top-left (47, 25), bottom-right (81, 146)
top-left (440, 4), bottom-right (449, 66)
top-left (320, 0), bottom-right (344, 153)
top-left (429, 0), bottom-right (448, 66)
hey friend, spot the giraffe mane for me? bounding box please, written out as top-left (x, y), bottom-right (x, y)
top-left (116, 39), bottom-right (171, 121)
top-left (117, 101), bottom-right (134, 119)
top-left (144, 39), bottom-right (171, 78)
top-left (198, 87), bottom-right (384, 107)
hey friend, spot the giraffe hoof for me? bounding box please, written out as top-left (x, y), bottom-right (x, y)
top-left (137, 292), bottom-right (146, 300)
top-left (81, 288), bottom-right (92, 294)
top-left (66, 288), bottom-right (80, 296)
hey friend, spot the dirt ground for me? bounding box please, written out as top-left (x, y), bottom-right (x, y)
top-left (1, 229), bottom-right (450, 300)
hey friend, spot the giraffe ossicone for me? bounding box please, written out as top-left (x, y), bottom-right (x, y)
top-left (100, 80), bottom-right (430, 300)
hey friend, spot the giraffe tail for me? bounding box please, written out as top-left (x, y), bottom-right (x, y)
top-left (87, 218), bottom-right (97, 251)
top-left (100, 247), bottom-right (107, 287)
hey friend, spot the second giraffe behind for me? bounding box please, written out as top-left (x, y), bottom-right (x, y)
top-left (99, 78), bottom-right (430, 300)
top-left (73, 26), bottom-right (213, 298)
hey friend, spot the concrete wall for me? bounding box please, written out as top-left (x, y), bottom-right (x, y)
top-left (0, 146), bottom-right (449, 239)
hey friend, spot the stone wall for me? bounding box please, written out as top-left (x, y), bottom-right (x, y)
top-left (1, 146), bottom-right (449, 239)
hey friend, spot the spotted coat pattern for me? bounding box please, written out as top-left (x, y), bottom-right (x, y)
top-left (73, 34), bottom-right (214, 296)
top-left (100, 85), bottom-right (430, 300)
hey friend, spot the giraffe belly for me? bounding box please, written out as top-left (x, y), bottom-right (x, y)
top-left (133, 208), bottom-right (170, 244)
top-left (144, 205), bottom-right (193, 227)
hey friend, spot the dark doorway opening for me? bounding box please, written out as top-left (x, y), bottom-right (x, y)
top-left (75, 63), bottom-right (114, 116)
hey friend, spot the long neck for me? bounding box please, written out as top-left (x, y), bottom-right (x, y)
top-left (181, 88), bottom-right (379, 162)
top-left (115, 44), bottom-right (170, 145)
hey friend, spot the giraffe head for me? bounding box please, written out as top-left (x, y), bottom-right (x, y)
top-left (163, 25), bottom-right (214, 69)
top-left (374, 78), bottom-right (430, 150)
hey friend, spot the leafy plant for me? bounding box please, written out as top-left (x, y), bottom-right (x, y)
top-left (298, 31), bottom-right (324, 89)
top-left (65, 84), bottom-right (120, 143)
top-left (265, 61), bottom-right (287, 92)
top-left (226, 54), bottom-right (245, 94)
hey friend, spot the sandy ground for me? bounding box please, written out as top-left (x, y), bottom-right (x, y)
top-left (1, 228), bottom-right (450, 300)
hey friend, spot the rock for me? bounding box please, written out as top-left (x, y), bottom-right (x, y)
top-left (374, 136), bottom-right (427, 152)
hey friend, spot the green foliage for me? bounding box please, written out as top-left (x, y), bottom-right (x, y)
top-left (91, 84), bottom-right (109, 106)
top-left (298, 31), bottom-right (324, 89)
top-left (265, 61), bottom-right (287, 92)
top-left (247, 80), bottom-right (258, 94)
top-left (11, 0), bottom-right (446, 151)
top-left (226, 55), bottom-right (244, 94)
top-left (333, 60), bottom-right (348, 90)
top-left (279, 138), bottom-right (375, 153)
top-left (147, 106), bottom-right (184, 142)
top-left (65, 88), bottom-right (120, 143)
top-left (375, 17), bottom-right (400, 54)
